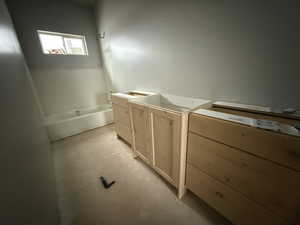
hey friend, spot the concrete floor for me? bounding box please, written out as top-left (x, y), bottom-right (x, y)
top-left (52, 124), bottom-right (231, 225)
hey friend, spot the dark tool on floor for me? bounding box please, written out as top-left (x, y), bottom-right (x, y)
top-left (100, 176), bottom-right (116, 189)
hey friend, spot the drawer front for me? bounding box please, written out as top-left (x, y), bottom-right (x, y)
top-left (113, 103), bottom-right (130, 127)
top-left (115, 122), bottom-right (132, 144)
top-left (186, 164), bottom-right (289, 225)
top-left (187, 133), bottom-right (300, 223)
top-left (111, 95), bottom-right (128, 107)
top-left (189, 113), bottom-right (300, 171)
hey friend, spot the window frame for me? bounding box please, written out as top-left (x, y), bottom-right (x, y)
top-left (37, 30), bottom-right (89, 56)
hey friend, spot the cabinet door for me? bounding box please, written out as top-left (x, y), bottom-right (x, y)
top-left (113, 103), bottom-right (132, 144)
top-left (112, 103), bottom-right (130, 127)
top-left (129, 103), bottom-right (151, 163)
top-left (149, 108), bottom-right (181, 186)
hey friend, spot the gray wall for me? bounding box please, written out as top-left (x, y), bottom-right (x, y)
top-left (97, 0), bottom-right (300, 109)
top-left (7, 0), bottom-right (108, 116)
top-left (0, 1), bottom-right (59, 224)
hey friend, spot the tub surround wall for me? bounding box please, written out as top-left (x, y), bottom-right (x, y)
top-left (7, 0), bottom-right (108, 116)
top-left (32, 68), bottom-right (108, 115)
top-left (96, 0), bottom-right (300, 110)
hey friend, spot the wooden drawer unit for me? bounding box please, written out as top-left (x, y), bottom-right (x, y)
top-left (187, 133), bottom-right (300, 223)
top-left (186, 164), bottom-right (289, 225)
top-left (189, 113), bottom-right (300, 171)
top-left (187, 107), bottom-right (300, 225)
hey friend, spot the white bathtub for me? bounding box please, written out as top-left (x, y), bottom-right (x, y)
top-left (45, 104), bottom-right (113, 141)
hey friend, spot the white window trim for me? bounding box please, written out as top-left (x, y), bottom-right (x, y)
top-left (37, 30), bottom-right (89, 56)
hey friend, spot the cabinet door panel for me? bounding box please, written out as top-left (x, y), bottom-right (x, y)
top-left (114, 122), bottom-right (132, 144)
top-left (130, 103), bottom-right (150, 162)
top-left (150, 108), bottom-right (181, 186)
top-left (153, 115), bottom-right (173, 177)
top-left (112, 103), bottom-right (130, 127)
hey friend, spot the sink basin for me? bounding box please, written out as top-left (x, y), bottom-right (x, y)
top-left (124, 91), bottom-right (149, 97)
top-left (131, 93), bottom-right (211, 113)
top-left (112, 90), bottom-right (156, 100)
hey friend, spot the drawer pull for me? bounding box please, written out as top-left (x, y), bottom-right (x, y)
top-left (215, 191), bottom-right (224, 199)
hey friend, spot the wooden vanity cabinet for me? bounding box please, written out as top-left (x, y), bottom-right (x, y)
top-left (130, 102), bottom-right (186, 197)
top-left (129, 95), bottom-right (210, 198)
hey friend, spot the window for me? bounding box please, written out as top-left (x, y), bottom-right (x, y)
top-left (37, 30), bottom-right (88, 55)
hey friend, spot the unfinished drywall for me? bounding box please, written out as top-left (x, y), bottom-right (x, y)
top-left (7, 0), bottom-right (108, 116)
top-left (0, 1), bottom-right (59, 224)
top-left (96, 0), bottom-right (300, 109)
